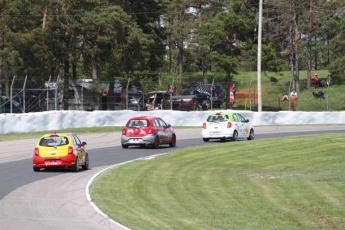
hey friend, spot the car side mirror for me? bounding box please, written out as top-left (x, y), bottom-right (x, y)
top-left (82, 141), bottom-right (87, 146)
top-left (167, 124), bottom-right (171, 128)
top-left (245, 119), bottom-right (249, 123)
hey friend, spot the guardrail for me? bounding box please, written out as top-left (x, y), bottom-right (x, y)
top-left (1, 110), bottom-right (345, 134)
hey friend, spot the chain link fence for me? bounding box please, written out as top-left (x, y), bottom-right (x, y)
top-left (0, 76), bottom-right (343, 113)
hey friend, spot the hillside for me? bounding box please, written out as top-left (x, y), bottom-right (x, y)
top-left (184, 70), bottom-right (345, 112)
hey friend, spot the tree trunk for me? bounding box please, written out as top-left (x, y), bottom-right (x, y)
top-left (120, 81), bottom-right (128, 110)
top-left (290, 0), bottom-right (300, 92)
top-left (198, 0), bottom-right (208, 84)
top-left (108, 79), bottom-right (114, 110)
top-left (177, 39), bottom-right (183, 85)
top-left (306, 0), bottom-right (314, 90)
top-left (61, 59), bottom-right (70, 110)
top-left (225, 72), bottom-right (230, 109)
top-left (92, 45), bottom-right (100, 110)
top-left (168, 17), bottom-right (173, 74)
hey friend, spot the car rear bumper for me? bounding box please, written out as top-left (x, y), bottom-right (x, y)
top-left (121, 134), bottom-right (156, 146)
top-left (202, 130), bottom-right (233, 139)
top-left (33, 154), bottom-right (76, 168)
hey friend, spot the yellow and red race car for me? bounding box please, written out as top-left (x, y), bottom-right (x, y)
top-left (32, 133), bottom-right (89, 172)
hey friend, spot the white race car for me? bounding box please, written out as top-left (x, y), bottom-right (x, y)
top-left (202, 111), bottom-right (254, 142)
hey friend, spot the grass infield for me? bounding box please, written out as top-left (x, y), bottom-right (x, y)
top-left (90, 134), bottom-right (345, 230)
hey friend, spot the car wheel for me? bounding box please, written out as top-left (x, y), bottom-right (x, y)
top-left (202, 99), bottom-right (211, 110)
top-left (169, 134), bottom-right (176, 147)
top-left (247, 129), bottom-right (255, 140)
top-left (231, 130), bottom-right (238, 141)
top-left (82, 154), bottom-right (89, 170)
top-left (33, 166), bottom-right (40, 172)
top-left (72, 157), bottom-right (79, 172)
top-left (152, 136), bottom-right (160, 149)
top-left (122, 144), bottom-right (129, 149)
top-left (203, 138), bottom-right (209, 142)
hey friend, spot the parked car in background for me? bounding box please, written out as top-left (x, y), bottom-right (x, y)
top-left (183, 83), bottom-right (225, 108)
top-left (32, 133), bottom-right (89, 172)
top-left (202, 111), bottom-right (254, 142)
top-left (121, 116), bottom-right (177, 149)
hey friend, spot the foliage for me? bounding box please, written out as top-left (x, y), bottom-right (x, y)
top-left (0, 0), bottom-right (345, 108)
top-left (328, 56), bottom-right (345, 84)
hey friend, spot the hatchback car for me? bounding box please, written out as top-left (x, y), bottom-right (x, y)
top-left (121, 116), bottom-right (176, 149)
top-left (202, 112), bottom-right (254, 142)
top-left (32, 133), bottom-right (89, 172)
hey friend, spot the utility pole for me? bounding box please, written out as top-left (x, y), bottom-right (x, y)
top-left (257, 0), bottom-right (263, 112)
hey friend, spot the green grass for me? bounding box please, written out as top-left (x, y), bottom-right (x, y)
top-left (0, 126), bottom-right (198, 142)
top-left (186, 70), bottom-right (345, 111)
top-left (90, 134), bottom-right (345, 230)
top-left (233, 70), bottom-right (345, 111)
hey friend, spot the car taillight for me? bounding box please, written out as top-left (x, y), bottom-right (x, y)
top-left (190, 100), bottom-right (194, 106)
top-left (227, 122), bottom-right (232, 128)
top-left (203, 123), bottom-right (207, 129)
top-left (122, 129), bottom-right (126, 135)
top-left (213, 92), bottom-right (218, 97)
top-left (34, 147), bottom-right (39, 155)
top-left (148, 128), bottom-right (156, 134)
top-left (68, 146), bottom-right (74, 154)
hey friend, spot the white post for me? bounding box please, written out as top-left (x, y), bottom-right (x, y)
top-left (326, 75), bottom-right (331, 111)
top-left (126, 78), bottom-right (130, 110)
top-left (171, 79), bottom-right (174, 110)
top-left (249, 79), bottom-right (252, 111)
top-left (10, 76), bottom-right (16, 113)
top-left (47, 76), bottom-right (51, 111)
top-left (257, 0), bottom-right (263, 112)
top-left (210, 79), bottom-right (214, 110)
top-left (81, 77), bottom-right (85, 110)
top-left (54, 75), bottom-right (60, 111)
top-left (23, 75), bottom-right (28, 113)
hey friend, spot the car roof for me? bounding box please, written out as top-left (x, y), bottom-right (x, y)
top-left (40, 133), bottom-right (73, 138)
top-left (209, 111), bottom-right (235, 117)
top-left (128, 116), bottom-right (160, 120)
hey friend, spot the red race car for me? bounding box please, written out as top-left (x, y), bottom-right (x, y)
top-left (121, 116), bottom-right (177, 149)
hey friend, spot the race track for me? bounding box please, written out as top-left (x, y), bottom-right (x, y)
top-left (0, 126), bottom-right (344, 230)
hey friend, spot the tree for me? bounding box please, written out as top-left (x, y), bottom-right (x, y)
top-left (200, 0), bottom-right (255, 108)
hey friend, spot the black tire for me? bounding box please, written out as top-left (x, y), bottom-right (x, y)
top-left (33, 166), bottom-right (40, 172)
top-left (122, 144), bottom-right (129, 149)
top-left (202, 99), bottom-right (211, 110)
top-left (82, 154), bottom-right (89, 170)
top-left (169, 134), bottom-right (176, 147)
top-left (152, 136), bottom-right (160, 149)
top-left (72, 157), bottom-right (79, 172)
top-left (231, 130), bottom-right (238, 141)
top-left (247, 129), bottom-right (255, 140)
top-left (203, 138), bottom-right (209, 142)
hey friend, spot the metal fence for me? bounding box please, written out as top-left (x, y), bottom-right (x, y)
top-left (0, 75), bottom-right (343, 113)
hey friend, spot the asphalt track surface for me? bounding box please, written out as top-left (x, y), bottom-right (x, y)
top-left (0, 126), bottom-right (344, 230)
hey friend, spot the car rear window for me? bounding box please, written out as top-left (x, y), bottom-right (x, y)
top-left (39, 136), bottom-right (69, 147)
top-left (207, 115), bottom-right (229, 122)
top-left (127, 119), bottom-right (149, 127)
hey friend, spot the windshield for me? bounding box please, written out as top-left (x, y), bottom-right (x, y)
top-left (127, 119), bottom-right (149, 127)
top-left (207, 115), bottom-right (229, 122)
top-left (39, 136), bottom-right (69, 147)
